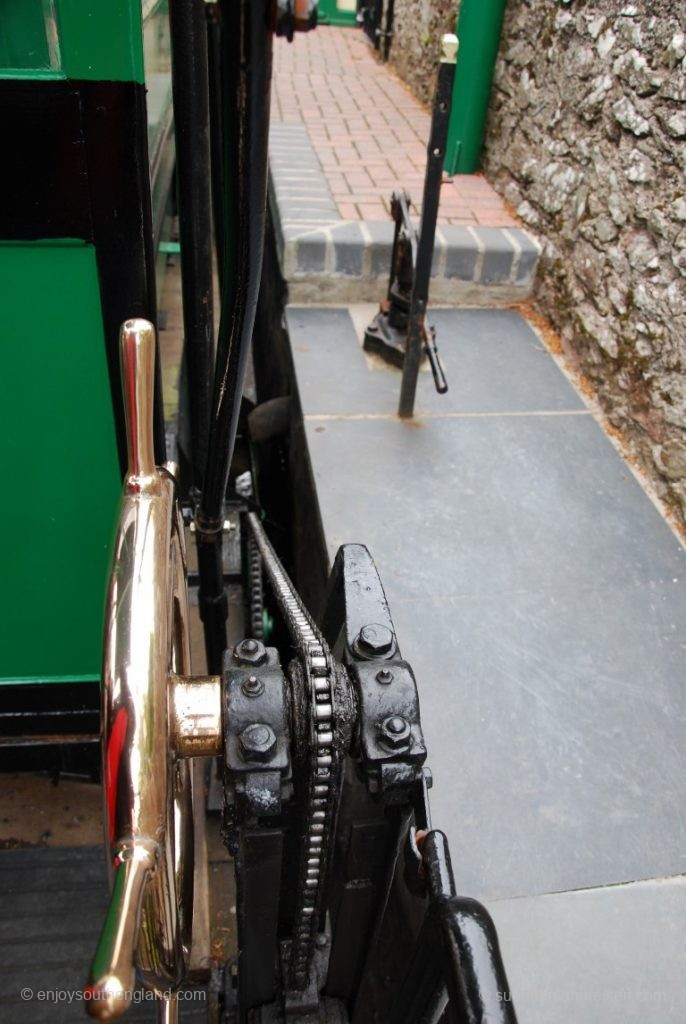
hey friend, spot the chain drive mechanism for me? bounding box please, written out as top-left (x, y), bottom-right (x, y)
top-left (247, 512), bottom-right (338, 991)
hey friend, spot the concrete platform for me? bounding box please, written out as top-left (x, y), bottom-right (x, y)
top-left (286, 304), bottom-right (686, 1022)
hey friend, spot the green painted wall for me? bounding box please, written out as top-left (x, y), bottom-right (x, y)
top-left (0, 242), bottom-right (121, 684)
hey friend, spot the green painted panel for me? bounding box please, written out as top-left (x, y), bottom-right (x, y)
top-left (317, 0), bottom-right (358, 27)
top-left (0, 242), bottom-right (120, 684)
top-left (56, 0), bottom-right (145, 82)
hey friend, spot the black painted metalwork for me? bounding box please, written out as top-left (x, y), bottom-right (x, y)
top-left (364, 190), bottom-right (447, 397)
top-left (381, 0), bottom-right (395, 60)
top-left (194, 0), bottom-right (275, 672)
top-left (398, 52), bottom-right (454, 417)
top-left (207, 1), bottom-right (225, 283)
top-left (363, 51), bottom-right (454, 417)
top-left (389, 831), bottom-right (517, 1024)
top-left (360, 0), bottom-right (383, 51)
top-left (221, 530), bottom-right (519, 1022)
top-left (200, 0), bottom-right (275, 528)
top-left (360, 0), bottom-right (394, 60)
top-left (169, 0), bottom-right (214, 493)
top-left (223, 639), bottom-right (292, 1013)
top-left (321, 545), bottom-right (516, 1024)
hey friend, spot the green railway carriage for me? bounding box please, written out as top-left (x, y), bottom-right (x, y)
top-left (0, 1), bottom-right (174, 763)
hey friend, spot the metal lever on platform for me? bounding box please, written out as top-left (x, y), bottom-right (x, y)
top-left (424, 323), bottom-right (448, 394)
top-left (86, 320), bottom-right (222, 1022)
top-left (398, 33), bottom-right (457, 418)
top-left (364, 38), bottom-right (455, 414)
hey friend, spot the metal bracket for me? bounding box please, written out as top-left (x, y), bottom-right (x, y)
top-left (350, 659), bottom-right (426, 794)
top-left (321, 545), bottom-right (426, 795)
top-left (223, 639), bottom-right (292, 817)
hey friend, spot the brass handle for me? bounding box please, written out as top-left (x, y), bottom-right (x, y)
top-left (121, 318), bottom-right (156, 490)
top-left (86, 846), bottom-right (156, 1016)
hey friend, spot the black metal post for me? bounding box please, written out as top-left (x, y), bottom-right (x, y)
top-left (382, 0), bottom-right (395, 61)
top-left (168, 0), bottom-right (214, 490)
top-left (398, 41), bottom-right (456, 419)
top-left (196, 0), bottom-right (275, 673)
top-left (207, 1), bottom-right (225, 284)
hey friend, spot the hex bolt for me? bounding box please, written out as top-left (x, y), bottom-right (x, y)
top-left (355, 623), bottom-right (395, 658)
top-left (379, 715), bottom-right (411, 750)
top-left (239, 723), bottom-right (276, 762)
top-left (234, 638), bottom-right (267, 666)
top-left (376, 668), bottom-right (394, 685)
top-left (241, 674), bottom-right (264, 698)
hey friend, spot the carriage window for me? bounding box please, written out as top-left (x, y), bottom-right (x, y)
top-left (0, 0), bottom-right (61, 75)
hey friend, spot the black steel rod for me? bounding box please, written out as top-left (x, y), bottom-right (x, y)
top-left (398, 51), bottom-right (455, 419)
top-left (207, 2), bottom-right (225, 284)
top-left (196, 0), bottom-right (275, 672)
top-left (169, 0), bottom-right (214, 490)
top-left (383, 0), bottom-right (395, 61)
top-left (200, 0), bottom-right (274, 527)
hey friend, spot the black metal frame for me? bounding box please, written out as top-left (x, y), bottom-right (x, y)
top-left (363, 52), bottom-right (453, 417)
top-left (168, 0), bottom-right (215, 494)
top-left (397, 52), bottom-right (454, 417)
top-left (219, 541), bottom-right (517, 1022)
top-left (360, 0), bottom-right (394, 59)
top-left (173, 0), bottom-right (276, 674)
top-left (321, 546), bottom-right (516, 1024)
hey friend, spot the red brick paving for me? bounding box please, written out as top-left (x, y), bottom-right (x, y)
top-left (272, 26), bottom-right (520, 228)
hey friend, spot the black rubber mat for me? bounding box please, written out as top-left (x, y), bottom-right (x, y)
top-left (0, 846), bottom-right (207, 1023)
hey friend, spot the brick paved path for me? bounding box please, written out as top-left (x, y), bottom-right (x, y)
top-left (272, 26), bottom-right (519, 228)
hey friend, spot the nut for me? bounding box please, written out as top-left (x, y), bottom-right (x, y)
top-left (379, 715), bottom-right (411, 750)
top-left (234, 638), bottom-right (267, 666)
top-left (355, 623), bottom-right (395, 658)
top-left (239, 723), bottom-right (276, 762)
top-left (241, 674), bottom-right (265, 698)
top-left (376, 668), bottom-right (394, 685)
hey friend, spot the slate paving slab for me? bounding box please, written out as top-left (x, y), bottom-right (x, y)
top-left (287, 306), bottom-right (586, 417)
top-left (489, 877), bottom-right (686, 1024)
top-left (287, 304), bottom-right (686, 1020)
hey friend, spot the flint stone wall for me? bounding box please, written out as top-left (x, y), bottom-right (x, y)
top-left (388, 0), bottom-right (457, 106)
top-left (482, 1), bottom-right (686, 523)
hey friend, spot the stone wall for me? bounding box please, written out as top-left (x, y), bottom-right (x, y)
top-left (481, 1), bottom-right (686, 524)
top-left (389, 0), bottom-right (457, 106)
